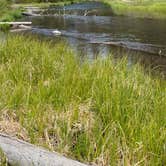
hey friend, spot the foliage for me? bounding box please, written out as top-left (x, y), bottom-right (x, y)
top-left (0, 0), bottom-right (22, 23)
top-left (0, 10), bottom-right (22, 22)
top-left (0, 35), bottom-right (165, 165)
top-left (0, 9), bottom-right (22, 32)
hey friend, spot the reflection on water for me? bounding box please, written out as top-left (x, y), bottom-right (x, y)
top-left (43, 2), bottom-right (113, 16)
top-left (27, 15), bottom-right (166, 45)
top-left (24, 14), bottom-right (166, 55)
top-left (21, 2), bottom-right (166, 75)
top-left (68, 39), bottom-right (166, 75)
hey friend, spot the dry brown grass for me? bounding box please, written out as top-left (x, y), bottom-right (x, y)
top-left (0, 110), bottom-right (29, 141)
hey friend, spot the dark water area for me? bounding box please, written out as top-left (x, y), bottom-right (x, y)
top-left (21, 2), bottom-right (166, 74)
top-left (43, 1), bottom-right (113, 16)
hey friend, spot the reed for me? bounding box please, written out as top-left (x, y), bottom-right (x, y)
top-left (0, 35), bottom-right (165, 165)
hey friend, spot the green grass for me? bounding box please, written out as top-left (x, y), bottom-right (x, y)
top-left (0, 0), bottom-right (8, 17)
top-left (102, 0), bottom-right (166, 19)
top-left (0, 9), bottom-right (22, 32)
top-left (0, 0), bottom-right (22, 31)
top-left (0, 10), bottom-right (22, 22)
top-left (0, 148), bottom-right (7, 166)
top-left (12, 0), bottom-right (86, 8)
top-left (0, 35), bottom-right (165, 165)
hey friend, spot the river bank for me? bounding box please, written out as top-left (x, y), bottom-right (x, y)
top-left (11, 0), bottom-right (166, 20)
top-left (103, 0), bottom-right (166, 19)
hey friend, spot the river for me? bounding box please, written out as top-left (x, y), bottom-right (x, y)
top-left (21, 1), bottom-right (166, 74)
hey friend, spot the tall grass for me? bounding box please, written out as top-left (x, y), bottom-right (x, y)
top-left (0, 0), bottom-right (9, 18)
top-left (0, 35), bottom-right (165, 165)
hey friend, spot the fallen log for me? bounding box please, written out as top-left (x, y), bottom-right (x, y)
top-left (10, 28), bottom-right (31, 33)
top-left (0, 22), bottom-right (32, 25)
top-left (0, 133), bottom-right (88, 166)
top-left (18, 25), bottom-right (32, 29)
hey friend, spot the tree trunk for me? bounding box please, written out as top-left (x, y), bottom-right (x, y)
top-left (0, 22), bottom-right (32, 25)
top-left (0, 133), bottom-right (88, 166)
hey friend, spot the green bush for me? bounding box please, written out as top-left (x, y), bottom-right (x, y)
top-left (0, 9), bottom-right (22, 21)
top-left (0, 9), bottom-right (22, 32)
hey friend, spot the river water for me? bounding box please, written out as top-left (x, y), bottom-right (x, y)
top-left (22, 2), bottom-right (166, 74)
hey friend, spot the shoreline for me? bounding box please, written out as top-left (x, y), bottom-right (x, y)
top-left (12, 0), bottom-right (166, 20)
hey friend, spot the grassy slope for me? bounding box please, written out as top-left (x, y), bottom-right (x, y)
top-left (0, 35), bottom-right (165, 165)
top-left (102, 0), bottom-right (166, 19)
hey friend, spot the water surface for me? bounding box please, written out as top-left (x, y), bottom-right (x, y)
top-left (22, 2), bottom-right (166, 74)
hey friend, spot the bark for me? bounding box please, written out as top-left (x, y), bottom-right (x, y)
top-left (0, 133), bottom-right (88, 166)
